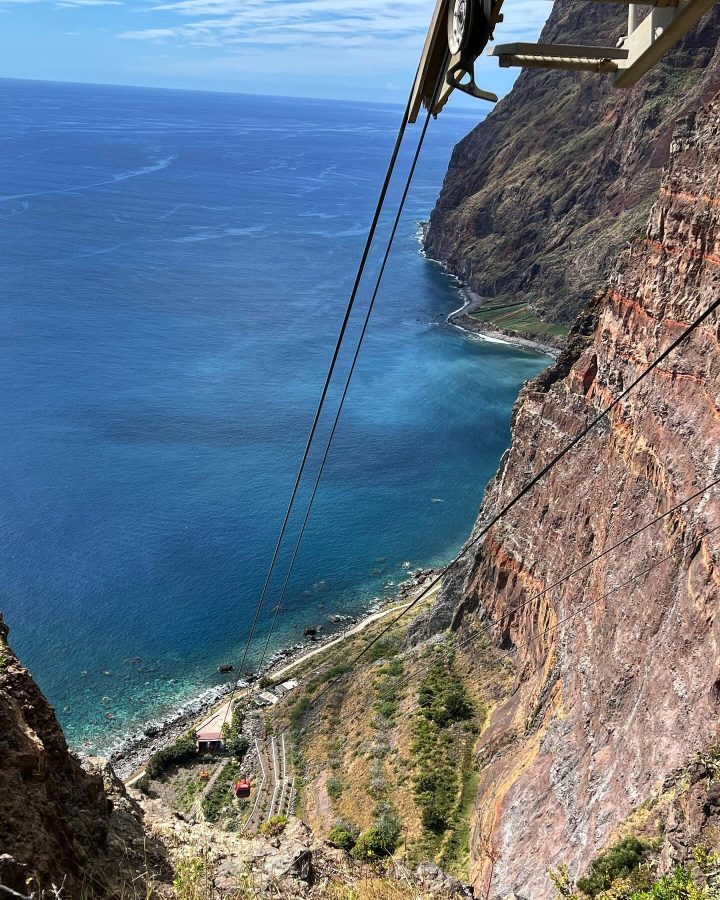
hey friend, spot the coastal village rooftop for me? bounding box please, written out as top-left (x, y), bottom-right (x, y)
top-left (195, 701), bottom-right (231, 753)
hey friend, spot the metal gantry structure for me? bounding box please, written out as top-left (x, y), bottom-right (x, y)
top-left (409, 0), bottom-right (718, 121)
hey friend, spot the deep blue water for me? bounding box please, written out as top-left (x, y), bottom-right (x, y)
top-left (0, 78), bottom-right (548, 753)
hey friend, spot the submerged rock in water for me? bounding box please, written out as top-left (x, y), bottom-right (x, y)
top-left (217, 663), bottom-right (234, 674)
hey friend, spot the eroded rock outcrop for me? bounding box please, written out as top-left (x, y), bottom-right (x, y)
top-left (0, 614), bottom-right (112, 894)
top-left (425, 0), bottom-right (720, 326)
top-left (0, 615), bottom-right (169, 898)
top-left (446, 96), bottom-right (720, 898)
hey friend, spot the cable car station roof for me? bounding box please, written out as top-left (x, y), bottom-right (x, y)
top-left (409, 0), bottom-right (718, 123)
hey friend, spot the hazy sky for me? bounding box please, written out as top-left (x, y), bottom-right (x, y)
top-left (0, 0), bottom-right (549, 102)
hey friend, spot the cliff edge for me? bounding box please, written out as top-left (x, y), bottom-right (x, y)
top-left (445, 93), bottom-right (720, 898)
top-left (0, 615), bottom-right (168, 898)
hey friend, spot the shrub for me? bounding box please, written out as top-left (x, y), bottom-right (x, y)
top-left (628, 866), bottom-right (701, 899)
top-left (326, 663), bottom-right (351, 680)
top-left (259, 815), bottom-right (288, 837)
top-left (328, 826), bottom-right (356, 851)
top-left (410, 653), bottom-right (474, 837)
top-left (413, 763), bottom-right (457, 832)
top-left (135, 773), bottom-right (151, 795)
top-left (576, 836), bottom-right (649, 898)
top-left (350, 814), bottom-right (401, 860)
top-left (365, 637), bottom-right (402, 664)
top-left (221, 705), bottom-right (249, 761)
top-left (327, 775), bottom-right (343, 800)
top-left (226, 733), bottom-right (250, 761)
top-left (387, 658), bottom-right (403, 677)
top-left (145, 732), bottom-right (196, 779)
top-left (417, 658), bottom-right (473, 728)
top-left (290, 696), bottom-right (311, 730)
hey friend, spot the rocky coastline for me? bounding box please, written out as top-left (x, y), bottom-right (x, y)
top-left (108, 567), bottom-right (437, 781)
top-left (419, 224), bottom-right (562, 358)
top-left (447, 294), bottom-right (562, 358)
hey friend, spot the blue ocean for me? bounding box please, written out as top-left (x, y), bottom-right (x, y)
top-left (0, 78), bottom-right (548, 754)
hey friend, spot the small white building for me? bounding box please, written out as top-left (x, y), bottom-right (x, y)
top-left (255, 690), bottom-right (279, 707)
top-left (195, 701), bottom-right (231, 753)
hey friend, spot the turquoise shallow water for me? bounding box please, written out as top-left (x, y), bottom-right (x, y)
top-left (0, 78), bottom-right (549, 754)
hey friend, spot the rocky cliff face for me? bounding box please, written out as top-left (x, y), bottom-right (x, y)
top-left (0, 614), bottom-right (112, 894)
top-left (425, 0), bottom-right (720, 326)
top-left (446, 95), bottom-right (720, 898)
top-left (0, 615), bottom-right (167, 898)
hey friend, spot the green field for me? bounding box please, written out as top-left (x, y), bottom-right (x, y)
top-left (470, 303), bottom-right (569, 338)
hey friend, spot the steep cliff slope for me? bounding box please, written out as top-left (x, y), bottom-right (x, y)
top-left (0, 615), bottom-right (168, 898)
top-left (425, 0), bottom-right (720, 329)
top-left (444, 95), bottom-right (720, 898)
top-left (0, 614), bottom-right (112, 894)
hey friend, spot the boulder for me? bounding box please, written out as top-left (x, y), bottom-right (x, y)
top-left (415, 862), bottom-right (475, 898)
top-left (264, 843), bottom-right (312, 881)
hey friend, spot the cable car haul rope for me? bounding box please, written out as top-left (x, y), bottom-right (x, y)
top-left (219, 0), bottom-right (720, 736)
top-left (219, 50), bottom-right (451, 731)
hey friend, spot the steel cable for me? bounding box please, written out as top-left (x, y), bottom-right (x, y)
top-left (311, 291), bottom-right (720, 705)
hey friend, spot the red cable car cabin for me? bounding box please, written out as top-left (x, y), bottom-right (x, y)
top-left (235, 779), bottom-right (251, 798)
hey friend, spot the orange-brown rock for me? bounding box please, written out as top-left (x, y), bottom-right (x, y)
top-left (447, 96), bottom-right (720, 898)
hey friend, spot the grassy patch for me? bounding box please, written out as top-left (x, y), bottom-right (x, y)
top-left (177, 775), bottom-right (205, 813)
top-left (470, 303), bottom-right (569, 338)
top-left (327, 775), bottom-right (344, 800)
top-left (438, 747), bottom-right (479, 878)
top-left (410, 649), bottom-right (476, 842)
top-left (259, 814), bottom-right (288, 837)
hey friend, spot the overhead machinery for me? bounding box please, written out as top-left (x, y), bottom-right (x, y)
top-left (409, 0), bottom-right (718, 121)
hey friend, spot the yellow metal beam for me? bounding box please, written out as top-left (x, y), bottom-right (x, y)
top-left (409, 0), bottom-right (451, 123)
top-left (614, 0), bottom-right (718, 87)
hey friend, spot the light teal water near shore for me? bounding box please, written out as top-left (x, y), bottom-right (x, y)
top-left (0, 79), bottom-right (550, 754)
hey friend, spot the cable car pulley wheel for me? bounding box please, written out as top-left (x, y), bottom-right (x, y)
top-left (446, 0), bottom-right (498, 103)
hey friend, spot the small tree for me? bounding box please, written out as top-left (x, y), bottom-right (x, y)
top-left (576, 836), bottom-right (648, 898)
top-left (328, 826), bottom-right (356, 851)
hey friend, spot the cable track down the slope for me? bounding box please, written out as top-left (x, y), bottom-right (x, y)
top-left (243, 732), bottom-right (294, 829)
top-left (242, 737), bottom-right (267, 833)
